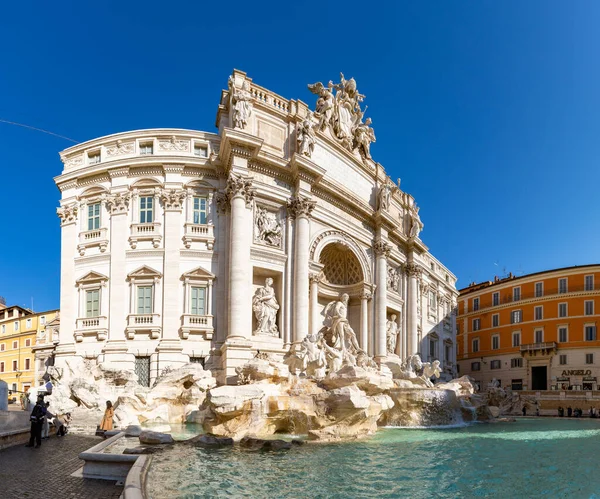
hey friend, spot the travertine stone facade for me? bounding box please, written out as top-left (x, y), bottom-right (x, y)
top-left (53, 70), bottom-right (458, 384)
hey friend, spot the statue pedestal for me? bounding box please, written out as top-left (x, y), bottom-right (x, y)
top-left (220, 338), bottom-right (254, 385)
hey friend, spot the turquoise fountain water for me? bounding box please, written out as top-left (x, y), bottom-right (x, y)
top-left (147, 418), bottom-right (600, 498)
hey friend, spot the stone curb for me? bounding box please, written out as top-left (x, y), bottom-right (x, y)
top-left (123, 454), bottom-right (152, 499)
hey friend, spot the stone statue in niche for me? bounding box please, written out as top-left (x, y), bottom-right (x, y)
top-left (297, 113), bottom-right (316, 157)
top-left (228, 76), bottom-right (253, 129)
top-left (254, 207), bottom-right (282, 247)
top-left (387, 267), bottom-right (400, 292)
top-left (377, 182), bottom-right (392, 211)
top-left (252, 278), bottom-right (279, 336)
top-left (386, 315), bottom-right (398, 355)
top-left (321, 293), bottom-right (362, 366)
top-left (409, 205), bottom-right (423, 238)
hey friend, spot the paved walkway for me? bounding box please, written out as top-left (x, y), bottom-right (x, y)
top-left (0, 434), bottom-right (123, 499)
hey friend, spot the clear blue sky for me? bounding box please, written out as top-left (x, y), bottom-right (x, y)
top-left (1, 1), bottom-right (599, 311)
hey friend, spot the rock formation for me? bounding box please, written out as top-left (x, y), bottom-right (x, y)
top-left (45, 354), bottom-right (490, 442)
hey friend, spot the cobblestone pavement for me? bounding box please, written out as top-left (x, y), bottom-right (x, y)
top-left (0, 434), bottom-right (123, 499)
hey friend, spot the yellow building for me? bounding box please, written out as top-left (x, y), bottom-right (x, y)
top-left (0, 302), bottom-right (59, 399)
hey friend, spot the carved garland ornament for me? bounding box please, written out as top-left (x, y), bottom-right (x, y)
top-left (57, 204), bottom-right (78, 225)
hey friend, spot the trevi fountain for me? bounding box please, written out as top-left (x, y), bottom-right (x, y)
top-left (43, 70), bottom-right (598, 497)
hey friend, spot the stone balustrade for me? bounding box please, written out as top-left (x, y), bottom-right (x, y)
top-left (182, 223), bottom-right (215, 249)
top-left (77, 227), bottom-right (108, 255)
top-left (181, 314), bottom-right (214, 340)
top-left (74, 316), bottom-right (108, 342)
top-left (129, 222), bottom-right (162, 249)
top-left (126, 314), bottom-right (161, 339)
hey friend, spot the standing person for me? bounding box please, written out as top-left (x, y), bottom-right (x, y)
top-left (41, 402), bottom-right (51, 439)
top-left (567, 406), bottom-right (573, 417)
top-left (522, 405), bottom-right (527, 416)
top-left (26, 396), bottom-right (46, 448)
top-left (99, 401), bottom-right (114, 432)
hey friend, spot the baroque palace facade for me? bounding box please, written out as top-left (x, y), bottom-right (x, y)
top-left (457, 265), bottom-right (600, 391)
top-left (53, 70), bottom-right (458, 384)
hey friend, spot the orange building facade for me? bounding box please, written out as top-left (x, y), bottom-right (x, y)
top-left (456, 265), bottom-right (600, 392)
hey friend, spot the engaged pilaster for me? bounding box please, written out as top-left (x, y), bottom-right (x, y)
top-left (288, 195), bottom-right (316, 344)
top-left (54, 202), bottom-right (79, 358)
top-left (226, 173), bottom-right (255, 340)
top-left (405, 261), bottom-right (422, 356)
top-left (374, 240), bottom-right (392, 362)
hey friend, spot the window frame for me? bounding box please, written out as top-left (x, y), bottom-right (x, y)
top-left (511, 309), bottom-right (522, 324)
top-left (472, 318), bottom-right (481, 332)
top-left (534, 305), bottom-right (543, 321)
top-left (535, 282), bottom-right (544, 298)
top-left (87, 202), bottom-right (101, 231)
top-left (137, 285), bottom-right (154, 315)
top-left (193, 143), bottom-right (209, 158)
top-left (558, 326), bottom-right (568, 343)
top-left (586, 353), bottom-right (594, 365)
top-left (585, 325), bottom-right (597, 342)
top-left (492, 292), bottom-right (499, 307)
top-left (559, 354), bottom-right (567, 365)
top-left (193, 196), bottom-right (208, 225)
top-left (511, 357), bottom-right (523, 368)
top-left (190, 286), bottom-right (207, 316)
top-left (471, 361), bottom-right (481, 372)
top-left (585, 300), bottom-right (594, 316)
top-left (490, 360), bottom-right (501, 370)
top-left (512, 331), bottom-right (521, 347)
top-left (492, 334), bottom-right (500, 350)
top-left (139, 195), bottom-right (154, 224)
top-left (534, 328), bottom-right (544, 343)
top-left (492, 313), bottom-right (499, 328)
top-left (472, 338), bottom-right (480, 353)
top-left (585, 275), bottom-right (594, 292)
top-left (513, 286), bottom-right (521, 302)
top-left (85, 288), bottom-right (101, 318)
top-left (558, 277), bottom-right (568, 294)
top-left (139, 141), bottom-right (154, 155)
top-left (473, 297), bottom-right (479, 312)
top-left (558, 302), bottom-right (568, 318)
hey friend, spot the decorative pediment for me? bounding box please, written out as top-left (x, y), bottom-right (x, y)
top-left (127, 265), bottom-right (162, 280)
top-left (182, 266), bottom-right (215, 281)
top-left (76, 271), bottom-right (109, 285)
top-left (428, 331), bottom-right (439, 340)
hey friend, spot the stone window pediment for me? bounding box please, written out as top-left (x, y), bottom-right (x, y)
top-left (182, 266), bottom-right (215, 281)
top-left (76, 271), bottom-right (108, 286)
top-left (127, 265), bottom-right (162, 281)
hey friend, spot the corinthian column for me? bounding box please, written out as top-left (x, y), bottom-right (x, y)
top-left (309, 272), bottom-right (322, 335)
top-left (374, 241), bottom-right (391, 362)
top-left (406, 262), bottom-right (421, 356)
top-left (360, 290), bottom-right (372, 352)
top-left (287, 196), bottom-right (316, 344)
top-left (226, 173), bottom-right (255, 339)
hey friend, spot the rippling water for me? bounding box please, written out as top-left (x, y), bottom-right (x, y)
top-left (147, 418), bottom-right (600, 498)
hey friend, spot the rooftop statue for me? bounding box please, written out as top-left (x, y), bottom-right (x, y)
top-left (228, 76), bottom-right (253, 130)
top-left (297, 112), bottom-right (317, 158)
top-left (409, 205), bottom-right (424, 238)
top-left (308, 73), bottom-right (374, 161)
